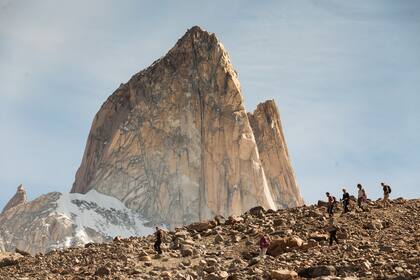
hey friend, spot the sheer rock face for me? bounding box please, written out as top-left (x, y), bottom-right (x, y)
top-left (248, 101), bottom-right (304, 208)
top-left (71, 26), bottom-right (301, 227)
top-left (2, 185), bottom-right (27, 214)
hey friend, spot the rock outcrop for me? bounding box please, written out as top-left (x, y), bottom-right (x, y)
top-left (71, 26), bottom-right (302, 227)
top-left (0, 191), bottom-right (152, 255)
top-left (248, 101), bottom-right (304, 208)
top-left (1, 198), bottom-right (418, 279)
top-left (2, 185), bottom-right (27, 214)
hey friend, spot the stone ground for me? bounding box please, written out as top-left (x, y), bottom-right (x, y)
top-left (0, 198), bottom-right (418, 280)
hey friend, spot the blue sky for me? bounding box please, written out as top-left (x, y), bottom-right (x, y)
top-left (1, 0), bottom-right (419, 209)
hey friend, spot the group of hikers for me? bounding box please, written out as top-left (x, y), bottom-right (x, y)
top-left (152, 182), bottom-right (393, 259)
top-left (326, 182), bottom-right (392, 216)
top-left (258, 182), bottom-right (393, 258)
top-left (325, 182), bottom-right (392, 246)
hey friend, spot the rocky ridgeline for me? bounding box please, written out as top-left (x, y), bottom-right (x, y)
top-left (1, 198), bottom-right (418, 279)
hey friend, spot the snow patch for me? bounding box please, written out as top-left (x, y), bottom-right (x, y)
top-left (54, 190), bottom-right (153, 245)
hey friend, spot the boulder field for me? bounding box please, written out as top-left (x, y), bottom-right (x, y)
top-left (1, 198), bottom-right (418, 279)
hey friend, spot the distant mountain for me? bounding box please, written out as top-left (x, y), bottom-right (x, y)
top-left (0, 189), bottom-right (152, 254)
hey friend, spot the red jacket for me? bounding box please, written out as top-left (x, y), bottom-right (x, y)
top-left (328, 196), bottom-right (334, 206)
top-left (259, 236), bottom-right (269, 248)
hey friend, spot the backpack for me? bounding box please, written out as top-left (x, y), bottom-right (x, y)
top-left (387, 185), bottom-right (392, 194)
top-left (332, 196), bottom-right (337, 204)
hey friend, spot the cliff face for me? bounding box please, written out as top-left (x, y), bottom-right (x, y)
top-left (71, 26), bottom-right (302, 227)
top-left (2, 185), bottom-right (27, 214)
top-left (248, 101), bottom-right (304, 208)
top-left (0, 26), bottom-right (303, 255)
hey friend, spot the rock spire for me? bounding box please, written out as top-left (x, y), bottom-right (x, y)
top-left (2, 185), bottom-right (27, 214)
top-left (71, 26), bottom-right (303, 227)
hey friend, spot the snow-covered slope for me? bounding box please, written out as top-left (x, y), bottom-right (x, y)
top-left (54, 190), bottom-right (154, 247)
top-left (0, 191), bottom-right (154, 255)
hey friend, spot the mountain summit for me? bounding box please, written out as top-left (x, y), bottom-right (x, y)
top-left (0, 26), bottom-right (303, 254)
top-left (71, 26), bottom-right (303, 227)
top-left (1, 185), bottom-right (27, 214)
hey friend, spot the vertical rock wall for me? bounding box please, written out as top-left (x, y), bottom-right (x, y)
top-left (71, 27), bottom-right (277, 227)
top-left (248, 101), bottom-right (304, 208)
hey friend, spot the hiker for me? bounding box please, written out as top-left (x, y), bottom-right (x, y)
top-left (326, 192), bottom-right (335, 216)
top-left (154, 227), bottom-right (163, 254)
top-left (381, 182), bottom-right (392, 203)
top-left (342, 188), bottom-right (350, 213)
top-left (326, 217), bottom-right (339, 246)
top-left (259, 234), bottom-right (270, 259)
top-left (357, 184), bottom-right (367, 209)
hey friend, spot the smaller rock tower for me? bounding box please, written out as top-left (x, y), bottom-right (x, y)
top-left (2, 184), bottom-right (27, 214)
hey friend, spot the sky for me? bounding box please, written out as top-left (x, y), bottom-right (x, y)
top-left (1, 0), bottom-right (419, 210)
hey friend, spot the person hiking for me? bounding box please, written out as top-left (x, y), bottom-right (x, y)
top-left (326, 192), bottom-right (335, 216)
top-left (357, 184), bottom-right (367, 209)
top-left (326, 217), bottom-right (339, 246)
top-left (381, 182), bottom-right (392, 204)
top-left (259, 234), bottom-right (270, 259)
top-left (342, 188), bottom-right (350, 213)
top-left (154, 227), bottom-right (163, 255)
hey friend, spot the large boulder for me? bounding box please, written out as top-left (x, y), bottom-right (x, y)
top-left (271, 269), bottom-right (298, 280)
top-left (267, 236), bottom-right (304, 257)
top-left (188, 220), bottom-right (217, 232)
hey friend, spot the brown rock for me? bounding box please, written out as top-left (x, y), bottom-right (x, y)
top-left (139, 255), bottom-right (151, 261)
top-left (214, 215), bottom-right (226, 225)
top-left (267, 236), bottom-right (304, 257)
top-left (271, 269), bottom-right (298, 280)
top-left (94, 266), bottom-right (111, 276)
top-left (181, 246), bottom-right (193, 257)
top-left (71, 26), bottom-right (288, 228)
top-left (248, 206), bottom-right (266, 218)
top-left (214, 234), bottom-right (224, 244)
top-left (188, 220), bottom-right (217, 232)
top-left (308, 232), bottom-right (328, 241)
top-left (248, 101), bottom-right (304, 208)
top-left (2, 184), bottom-right (27, 213)
top-left (225, 216), bottom-right (244, 225)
